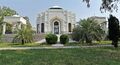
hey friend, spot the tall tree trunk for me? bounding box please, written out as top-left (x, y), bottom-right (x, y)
top-left (86, 38), bottom-right (92, 44)
top-left (22, 39), bottom-right (24, 45)
top-left (112, 41), bottom-right (114, 45)
top-left (113, 40), bottom-right (118, 48)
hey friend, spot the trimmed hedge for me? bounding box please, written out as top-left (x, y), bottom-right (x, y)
top-left (45, 34), bottom-right (58, 44)
top-left (60, 34), bottom-right (69, 44)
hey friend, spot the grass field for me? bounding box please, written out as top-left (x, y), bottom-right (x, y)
top-left (0, 43), bottom-right (51, 47)
top-left (0, 41), bottom-right (113, 48)
top-left (0, 47), bottom-right (120, 65)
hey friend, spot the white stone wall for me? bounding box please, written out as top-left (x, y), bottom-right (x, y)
top-left (3, 15), bottom-right (27, 34)
top-left (36, 6), bottom-right (76, 34)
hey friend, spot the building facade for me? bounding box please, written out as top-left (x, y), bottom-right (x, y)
top-left (36, 6), bottom-right (76, 34)
top-left (3, 15), bottom-right (27, 34)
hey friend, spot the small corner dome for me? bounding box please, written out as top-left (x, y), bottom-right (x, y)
top-left (49, 6), bottom-right (63, 9)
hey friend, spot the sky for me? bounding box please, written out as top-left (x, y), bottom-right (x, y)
top-left (0, 0), bottom-right (120, 27)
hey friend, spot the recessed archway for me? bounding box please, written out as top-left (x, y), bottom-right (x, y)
top-left (54, 21), bottom-right (59, 34)
top-left (68, 23), bottom-right (72, 32)
top-left (41, 23), bottom-right (44, 33)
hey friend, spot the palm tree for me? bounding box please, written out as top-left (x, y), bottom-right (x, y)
top-left (72, 18), bottom-right (105, 44)
top-left (13, 25), bottom-right (33, 45)
top-left (0, 22), bottom-right (3, 34)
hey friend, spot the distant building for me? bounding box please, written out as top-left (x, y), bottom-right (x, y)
top-left (36, 6), bottom-right (76, 34)
top-left (3, 15), bottom-right (27, 34)
top-left (89, 16), bottom-right (107, 33)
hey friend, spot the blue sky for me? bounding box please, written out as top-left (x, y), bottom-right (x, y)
top-left (0, 0), bottom-right (120, 27)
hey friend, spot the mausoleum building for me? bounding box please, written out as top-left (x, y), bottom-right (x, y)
top-left (36, 6), bottom-right (76, 34)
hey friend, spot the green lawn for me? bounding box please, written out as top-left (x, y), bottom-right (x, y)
top-left (65, 41), bottom-right (112, 46)
top-left (0, 43), bottom-right (51, 47)
top-left (0, 41), bottom-right (111, 48)
top-left (0, 47), bottom-right (120, 65)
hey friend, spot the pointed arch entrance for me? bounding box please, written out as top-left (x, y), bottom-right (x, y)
top-left (54, 21), bottom-right (59, 34)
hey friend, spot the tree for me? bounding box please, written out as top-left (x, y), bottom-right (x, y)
top-left (0, 6), bottom-right (17, 22)
top-left (108, 14), bottom-right (119, 48)
top-left (13, 25), bottom-right (33, 45)
top-left (72, 26), bottom-right (82, 42)
top-left (72, 18), bottom-right (105, 44)
top-left (5, 23), bottom-right (12, 34)
top-left (23, 16), bottom-right (32, 29)
top-left (83, 0), bottom-right (120, 12)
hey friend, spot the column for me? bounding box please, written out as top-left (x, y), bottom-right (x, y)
top-left (18, 22), bottom-right (22, 29)
top-left (2, 22), bottom-right (6, 35)
top-left (37, 24), bottom-right (40, 34)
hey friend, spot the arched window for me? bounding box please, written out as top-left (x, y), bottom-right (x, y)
top-left (68, 23), bottom-right (71, 32)
top-left (41, 23), bottom-right (44, 33)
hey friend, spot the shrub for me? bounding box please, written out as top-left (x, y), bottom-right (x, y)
top-left (72, 27), bottom-right (81, 41)
top-left (45, 34), bottom-right (58, 44)
top-left (60, 34), bottom-right (69, 44)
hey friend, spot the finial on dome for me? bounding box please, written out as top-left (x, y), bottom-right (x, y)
top-left (49, 5), bottom-right (62, 9)
top-left (49, 0), bottom-right (63, 9)
top-left (52, 6), bottom-right (60, 8)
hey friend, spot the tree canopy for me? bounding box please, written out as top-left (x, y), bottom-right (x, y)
top-left (83, 0), bottom-right (120, 12)
top-left (23, 16), bottom-right (32, 29)
top-left (12, 25), bottom-right (33, 45)
top-left (108, 14), bottom-right (119, 48)
top-left (72, 18), bottom-right (105, 44)
top-left (0, 6), bottom-right (18, 22)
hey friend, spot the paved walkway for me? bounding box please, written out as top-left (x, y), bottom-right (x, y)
top-left (0, 44), bottom-right (114, 50)
top-left (35, 39), bottom-right (46, 43)
top-left (35, 38), bottom-right (76, 43)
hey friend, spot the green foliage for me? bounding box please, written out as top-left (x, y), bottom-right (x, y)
top-left (45, 34), bottom-right (58, 44)
top-left (60, 34), bottom-right (69, 44)
top-left (0, 48), bottom-right (120, 65)
top-left (5, 23), bottom-right (12, 34)
top-left (0, 33), bottom-right (2, 42)
top-left (12, 25), bottom-right (33, 45)
top-left (0, 6), bottom-right (18, 22)
top-left (72, 18), bottom-right (105, 44)
top-left (72, 26), bottom-right (82, 41)
top-left (83, 0), bottom-right (120, 12)
top-left (108, 15), bottom-right (119, 48)
top-left (0, 23), bottom-right (2, 35)
top-left (23, 16), bottom-right (32, 29)
top-left (0, 6), bottom-right (17, 16)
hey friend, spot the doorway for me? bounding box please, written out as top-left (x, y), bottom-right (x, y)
top-left (54, 21), bottom-right (59, 34)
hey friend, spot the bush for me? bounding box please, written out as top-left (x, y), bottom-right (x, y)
top-left (60, 34), bottom-right (69, 44)
top-left (45, 34), bottom-right (58, 44)
top-left (72, 27), bottom-right (81, 41)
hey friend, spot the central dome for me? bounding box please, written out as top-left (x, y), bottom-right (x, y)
top-left (49, 6), bottom-right (63, 9)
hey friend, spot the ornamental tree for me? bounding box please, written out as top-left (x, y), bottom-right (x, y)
top-left (108, 14), bottom-right (119, 48)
